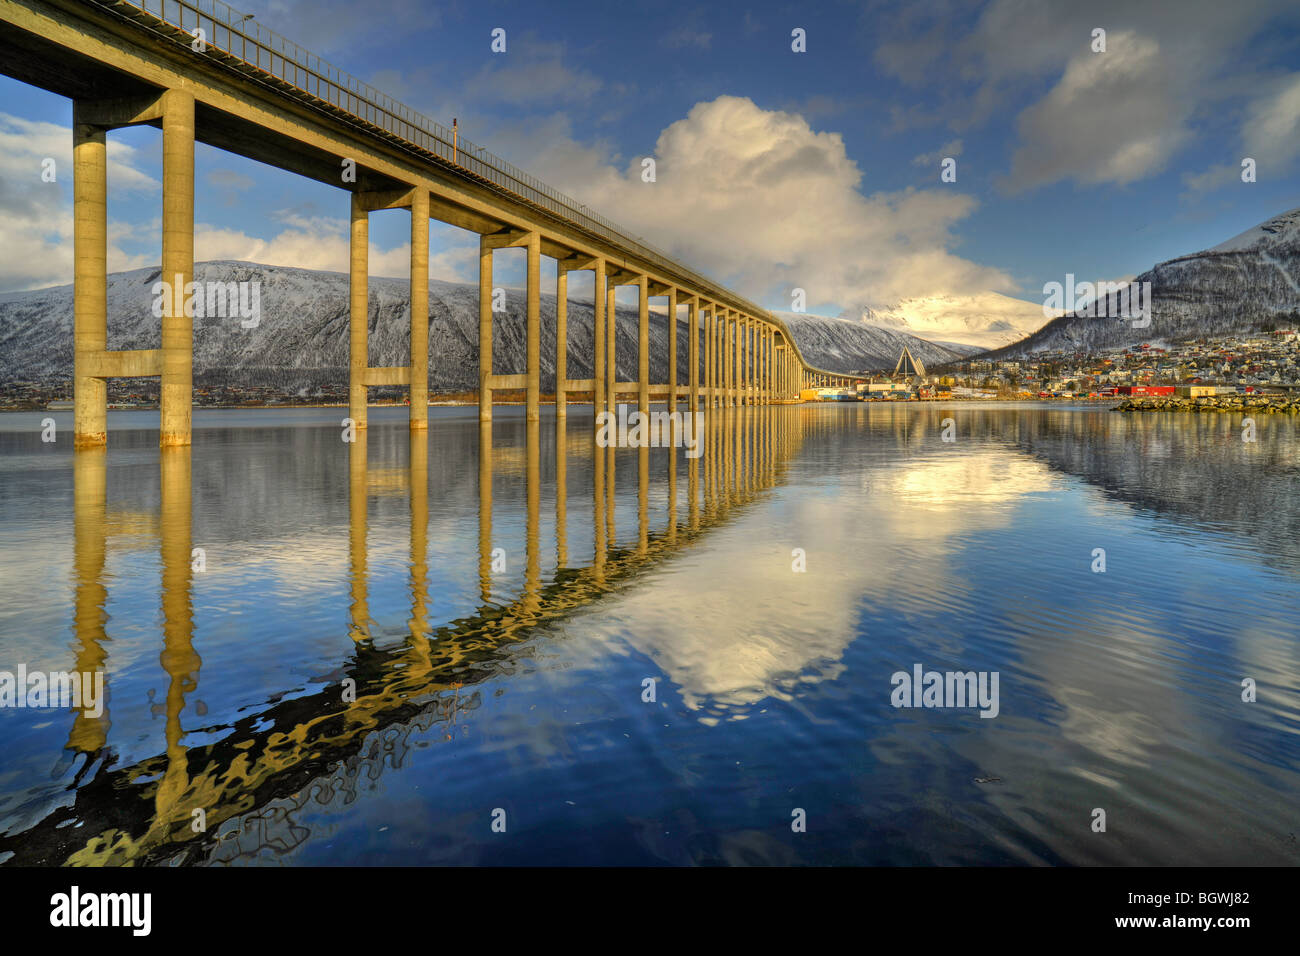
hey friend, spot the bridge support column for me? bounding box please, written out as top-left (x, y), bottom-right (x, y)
top-left (765, 328), bottom-right (772, 403)
top-left (730, 312), bottom-right (739, 408)
top-left (638, 276), bottom-right (649, 419)
top-left (605, 273), bottom-right (617, 413)
top-left (478, 235), bottom-right (493, 424)
top-left (746, 318), bottom-right (754, 406)
top-left (350, 192), bottom-right (370, 431)
top-left (718, 308), bottom-right (726, 408)
top-left (160, 90), bottom-right (194, 447)
top-left (409, 188), bottom-right (429, 429)
top-left (526, 232), bottom-right (541, 424)
top-left (739, 316), bottom-right (747, 407)
top-left (688, 297), bottom-right (699, 410)
top-left (555, 261), bottom-right (569, 423)
top-left (667, 288), bottom-right (678, 413)
top-left (73, 106), bottom-right (108, 447)
top-left (593, 258), bottom-right (606, 417)
top-left (704, 306), bottom-right (713, 408)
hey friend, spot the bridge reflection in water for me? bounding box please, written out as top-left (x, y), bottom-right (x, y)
top-left (1, 406), bottom-right (807, 865)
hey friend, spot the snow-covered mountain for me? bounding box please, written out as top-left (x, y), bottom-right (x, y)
top-left (859, 291), bottom-right (1054, 350)
top-left (984, 207), bottom-right (1300, 359)
top-left (0, 261), bottom-right (968, 389)
top-left (772, 311), bottom-right (974, 371)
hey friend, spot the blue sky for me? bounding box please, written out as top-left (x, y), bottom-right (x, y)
top-left (2, 0), bottom-right (1299, 318)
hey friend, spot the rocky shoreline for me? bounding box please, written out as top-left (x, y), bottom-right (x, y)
top-left (1114, 394), bottom-right (1299, 413)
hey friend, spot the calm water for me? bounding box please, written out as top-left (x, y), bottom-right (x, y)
top-left (0, 403), bottom-right (1297, 866)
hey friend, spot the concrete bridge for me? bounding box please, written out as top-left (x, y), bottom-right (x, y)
top-left (0, 0), bottom-right (866, 447)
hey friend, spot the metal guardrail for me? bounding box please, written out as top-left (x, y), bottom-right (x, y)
top-left (88, 0), bottom-right (787, 328)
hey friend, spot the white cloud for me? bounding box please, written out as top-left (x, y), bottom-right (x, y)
top-left (0, 114), bottom-right (157, 291)
top-left (1242, 72), bottom-right (1300, 167)
top-left (510, 96), bottom-right (1014, 312)
top-left (873, 0), bottom-right (1298, 191)
top-left (912, 138), bottom-right (963, 167)
top-left (1005, 32), bottom-right (1191, 191)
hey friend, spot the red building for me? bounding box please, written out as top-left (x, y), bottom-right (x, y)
top-left (1116, 385), bottom-right (1175, 396)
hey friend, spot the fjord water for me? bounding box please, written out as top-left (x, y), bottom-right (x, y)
top-left (0, 403), bottom-right (1297, 866)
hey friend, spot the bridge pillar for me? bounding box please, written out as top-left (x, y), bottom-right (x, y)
top-left (765, 329), bottom-right (771, 402)
top-left (747, 318), bottom-right (756, 406)
top-left (160, 90), bottom-right (194, 447)
top-left (605, 272), bottom-right (617, 414)
top-left (409, 188), bottom-right (429, 429)
top-left (74, 91), bottom-right (196, 447)
top-left (688, 297), bottom-right (699, 411)
top-left (730, 312), bottom-right (739, 408)
top-left (526, 232), bottom-right (541, 424)
top-left (739, 316), bottom-right (747, 407)
top-left (638, 275), bottom-right (649, 419)
top-left (73, 107), bottom-right (108, 447)
top-left (704, 305), bottom-right (713, 408)
top-left (555, 262), bottom-right (569, 423)
top-left (593, 258), bottom-right (607, 417)
top-left (728, 311), bottom-right (737, 408)
top-left (718, 308), bottom-right (727, 408)
top-left (350, 192), bottom-right (369, 431)
top-left (478, 236), bottom-right (492, 424)
top-left (667, 287), bottom-right (678, 413)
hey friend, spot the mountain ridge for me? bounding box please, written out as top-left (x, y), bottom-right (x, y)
top-left (0, 261), bottom-right (969, 391)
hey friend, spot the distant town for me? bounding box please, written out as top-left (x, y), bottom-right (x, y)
top-left (829, 329), bottom-right (1300, 402)
top-left (3, 329), bottom-right (1298, 410)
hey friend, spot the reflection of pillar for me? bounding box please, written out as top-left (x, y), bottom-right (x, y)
top-left (592, 418), bottom-right (606, 585)
top-left (637, 443), bottom-right (648, 555)
top-left (526, 232), bottom-right (541, 424)
top-left (556, 407), bottom-right (568, 568)
top-left (724, 406), bottom-right (734, 509)
top-left (667, 425), bottom-right (678, 545)
top-left (687, 440), bottom-right (699, 533)
top-left (524, 419), bottom-right (541, 614)
top-left (409, 189), bottom-right (429, 429)
top-left (156, 445), bottom-right (198, 835)
top-left (348, 438), bottom-right (370, 640)
top-left (667, 288), bottom-right (678, 414)
top-left (605, 423), bottom-right (617, 549)
top-left (409, 428), bottom-right (429, 641)
top-left (70, 448), bottom-right (109, 754)
top-left (73, 107), bottom-right (107, 447)
top-left (478, 236), bottom-right (493, 424)
top-left (160, 90), bottom-right (194, 448)
top-left (478, 421), bottom-right (493, 603)
top-left (350, 193), bottom-right (370, 431)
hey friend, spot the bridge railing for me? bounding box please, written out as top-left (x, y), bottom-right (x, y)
top-left (94, 0), bottom-right (782, 328)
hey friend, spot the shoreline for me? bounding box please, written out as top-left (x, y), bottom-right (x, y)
top-left (1, 396), bottom-right (1122, 413)
top-left (1114, 395), bottom-right (1299, 413)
